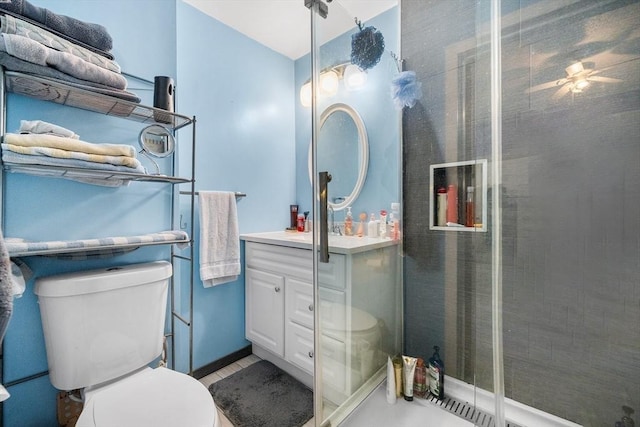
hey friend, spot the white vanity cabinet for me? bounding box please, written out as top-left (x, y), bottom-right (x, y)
top-left (243, 232), bottom-right (400, 404)
top-left (244, 241), bottom-right (346, 377)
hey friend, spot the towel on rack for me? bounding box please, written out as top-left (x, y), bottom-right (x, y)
top-left (0, 228), bottom-right (14, 348)
top-left (19, 120), bottom-right (79, 139)
top-left (198, 191), bottom-right (240, 287)
top-left (4, 133), bottom-right (135, 157)
top-left (0, 52), bottom-right (140, 104)
top-left (0, 0), bottom-right (113, 52)
top-left (0, 33), bottom-right (126, 89)
top-left (2, 143), bottom-right (142, 169)
top-left (0, 14), bottom-right (120, 73)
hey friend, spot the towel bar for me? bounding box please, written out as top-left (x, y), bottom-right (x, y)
top-left (179, 191), bottom-right (246, 198)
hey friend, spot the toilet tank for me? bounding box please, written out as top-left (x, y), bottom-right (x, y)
top-left (34, 261), bottom-right (172, 391)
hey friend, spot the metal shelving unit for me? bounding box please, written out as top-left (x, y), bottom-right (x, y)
top-left (0, 69), bottom-right (198, 422)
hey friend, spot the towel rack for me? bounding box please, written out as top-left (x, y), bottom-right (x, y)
top-left (180, 191), bottom-right (246, 198)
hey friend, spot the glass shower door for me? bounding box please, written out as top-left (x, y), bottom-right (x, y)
top-left (306, 1), bottom-right (403, 425)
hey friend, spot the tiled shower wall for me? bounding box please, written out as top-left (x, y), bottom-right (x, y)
top-left (401, 1), bottom-right (640, 426)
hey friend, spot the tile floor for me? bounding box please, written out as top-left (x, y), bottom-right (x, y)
top-left (198, 354), bottom-right (315, 427)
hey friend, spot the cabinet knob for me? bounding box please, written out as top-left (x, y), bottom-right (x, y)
top-left (274, 287), bottom-right (281, 293)
top-left (308, 351), bottom-right (314, 358)
top-left (308, 304), bottom-right (314, 312)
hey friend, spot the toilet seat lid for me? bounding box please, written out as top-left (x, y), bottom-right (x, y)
top-left (322, 304), bottom-right (378, 332)
top-left (88, 367), bottom-right (216, 427)
top-left (350, 306), bottom-right (378, 332)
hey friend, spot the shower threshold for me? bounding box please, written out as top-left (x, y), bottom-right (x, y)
top-left (340, 376), bottom-right (582, 427)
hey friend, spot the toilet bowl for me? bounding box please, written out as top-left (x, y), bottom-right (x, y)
top-left (76, 367), bottom-right (218, 427)
top-left (34, 261), bottom-right (219, 427)
top-left (322, 304), bottom-right (382, 396)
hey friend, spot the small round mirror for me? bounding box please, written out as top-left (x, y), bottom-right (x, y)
top-left (139, 124), bottom-right (175, 158)
top-left (309, 103), bottom-right (368, 211)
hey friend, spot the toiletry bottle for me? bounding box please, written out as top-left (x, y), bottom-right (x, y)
top-left (413, 358), bottom-right (427, 398)
top-left (357, 212), bottom-right (367, 237)
top-left (379, 210), bottom-right (387, 238)
top-left (297, 214), bottom-right (305, 232)
top-left (290, 204), bottom-right (299, 229)
top-left (428, 346), bottom-right (445, 399)
top-left (391, 203), bottom-right (400, 241)
top-left (392, 357), bottom-right (403, 398)
top-left (388, 212), bottom-right (395, 239)
top-left (304, 211), bottom-right (310, 232)
top-left (386, 357), bottom-right (397, 404)
top-left (345, 207), bottom-right (353, 236)
top-left (368, 213), bottom-right (378, 237)
top-left (437, 187), bottom-right (447, 226)
top-left (465, 186), bottom-right (475, 228)
top-left (446, 184), bottom-right (458, 224)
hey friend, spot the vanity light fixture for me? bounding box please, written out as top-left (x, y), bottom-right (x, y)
top-left (300, 62), bottom-right (367, 107)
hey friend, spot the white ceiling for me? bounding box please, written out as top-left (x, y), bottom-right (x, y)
top-left (183, 0), bottom-right (396, 60)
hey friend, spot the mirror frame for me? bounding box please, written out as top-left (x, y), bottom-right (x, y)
top-left (138, 124), bottom-right (175, 158)
top-left (308, 103), bottom-right (369, 211)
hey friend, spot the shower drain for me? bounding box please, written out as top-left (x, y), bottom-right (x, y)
top-left (424, 393), bottom-right (524, 427)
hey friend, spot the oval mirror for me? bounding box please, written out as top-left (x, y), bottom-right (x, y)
top-left (308, 103), bottom-right (368, 211)
top-left (139, 124), bottom-right (175, 158)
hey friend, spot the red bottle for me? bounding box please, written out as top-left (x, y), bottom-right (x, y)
top-left (446, 184), bottom-right (458, 224)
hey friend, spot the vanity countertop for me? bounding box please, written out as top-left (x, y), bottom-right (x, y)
top-left (240, 231), bottom-right (398, 255)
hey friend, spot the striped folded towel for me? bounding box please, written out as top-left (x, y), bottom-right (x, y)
top-left (3, 133), bottom-right (136, 157)
top-left (2, 143), bottom-right (142, 169)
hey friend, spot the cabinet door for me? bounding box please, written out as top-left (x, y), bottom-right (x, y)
top-left (245, 268), bottom-right (284, 357)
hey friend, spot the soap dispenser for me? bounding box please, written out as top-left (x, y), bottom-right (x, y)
top-left (345, 207), bottom-right (353, 236)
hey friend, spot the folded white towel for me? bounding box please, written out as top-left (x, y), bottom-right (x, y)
top-left (19, 120), bottom-right (79, 139)
top-left (198, 191), bottom-right (240, 287)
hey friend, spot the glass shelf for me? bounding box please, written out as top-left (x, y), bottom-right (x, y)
top-left (4, 71), bottom-right (193, 131)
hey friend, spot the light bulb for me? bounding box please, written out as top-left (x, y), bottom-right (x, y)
top-left (343, 64), bottom-right (367, 90)
top-left (300, 82), bottom-right (312, 107)
top-left (572, 78), bottom-right (589, 92)
top-left (319, 70), bottom-right (339, 96)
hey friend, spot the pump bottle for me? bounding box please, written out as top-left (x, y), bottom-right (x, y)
top-left (345, 207), bottom-right (353, 236)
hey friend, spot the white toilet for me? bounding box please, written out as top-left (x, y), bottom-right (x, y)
top-left (321, 303), bottom-right (382, 399)
top-left (34, 261), bottom-right (219, 427)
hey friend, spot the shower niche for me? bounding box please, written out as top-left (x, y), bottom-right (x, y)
top-left (429, 159), bottom-right (487, 232)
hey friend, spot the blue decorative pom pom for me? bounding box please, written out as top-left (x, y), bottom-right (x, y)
top-left (351, 20), bottom-right (385, 71)
top-left (391, 71), bottom-right (422, 109)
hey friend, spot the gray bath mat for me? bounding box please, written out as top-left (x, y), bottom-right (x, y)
top-left (209, 360), bottom-right (313, 427)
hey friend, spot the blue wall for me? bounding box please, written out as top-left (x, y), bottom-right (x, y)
top-left (294, 7), bottom-right (400, 222)
top-left (2, 1), bottom-right (295, 425)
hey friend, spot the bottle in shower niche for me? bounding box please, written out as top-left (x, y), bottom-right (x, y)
top-left (436, 187), bottom-right (447, 226)
top-left (428, 346), bottom-right (444, 399)
top-left (446, 184), bottom-right (458, 224)
top-left (465, 186), bottom-right (475, 228)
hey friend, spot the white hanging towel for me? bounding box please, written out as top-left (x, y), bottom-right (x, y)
top-left (198, 191), bottom-right (240, 287)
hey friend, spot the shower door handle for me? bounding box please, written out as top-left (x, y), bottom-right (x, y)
top-left (319, 171), bottom-right (331, 263)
